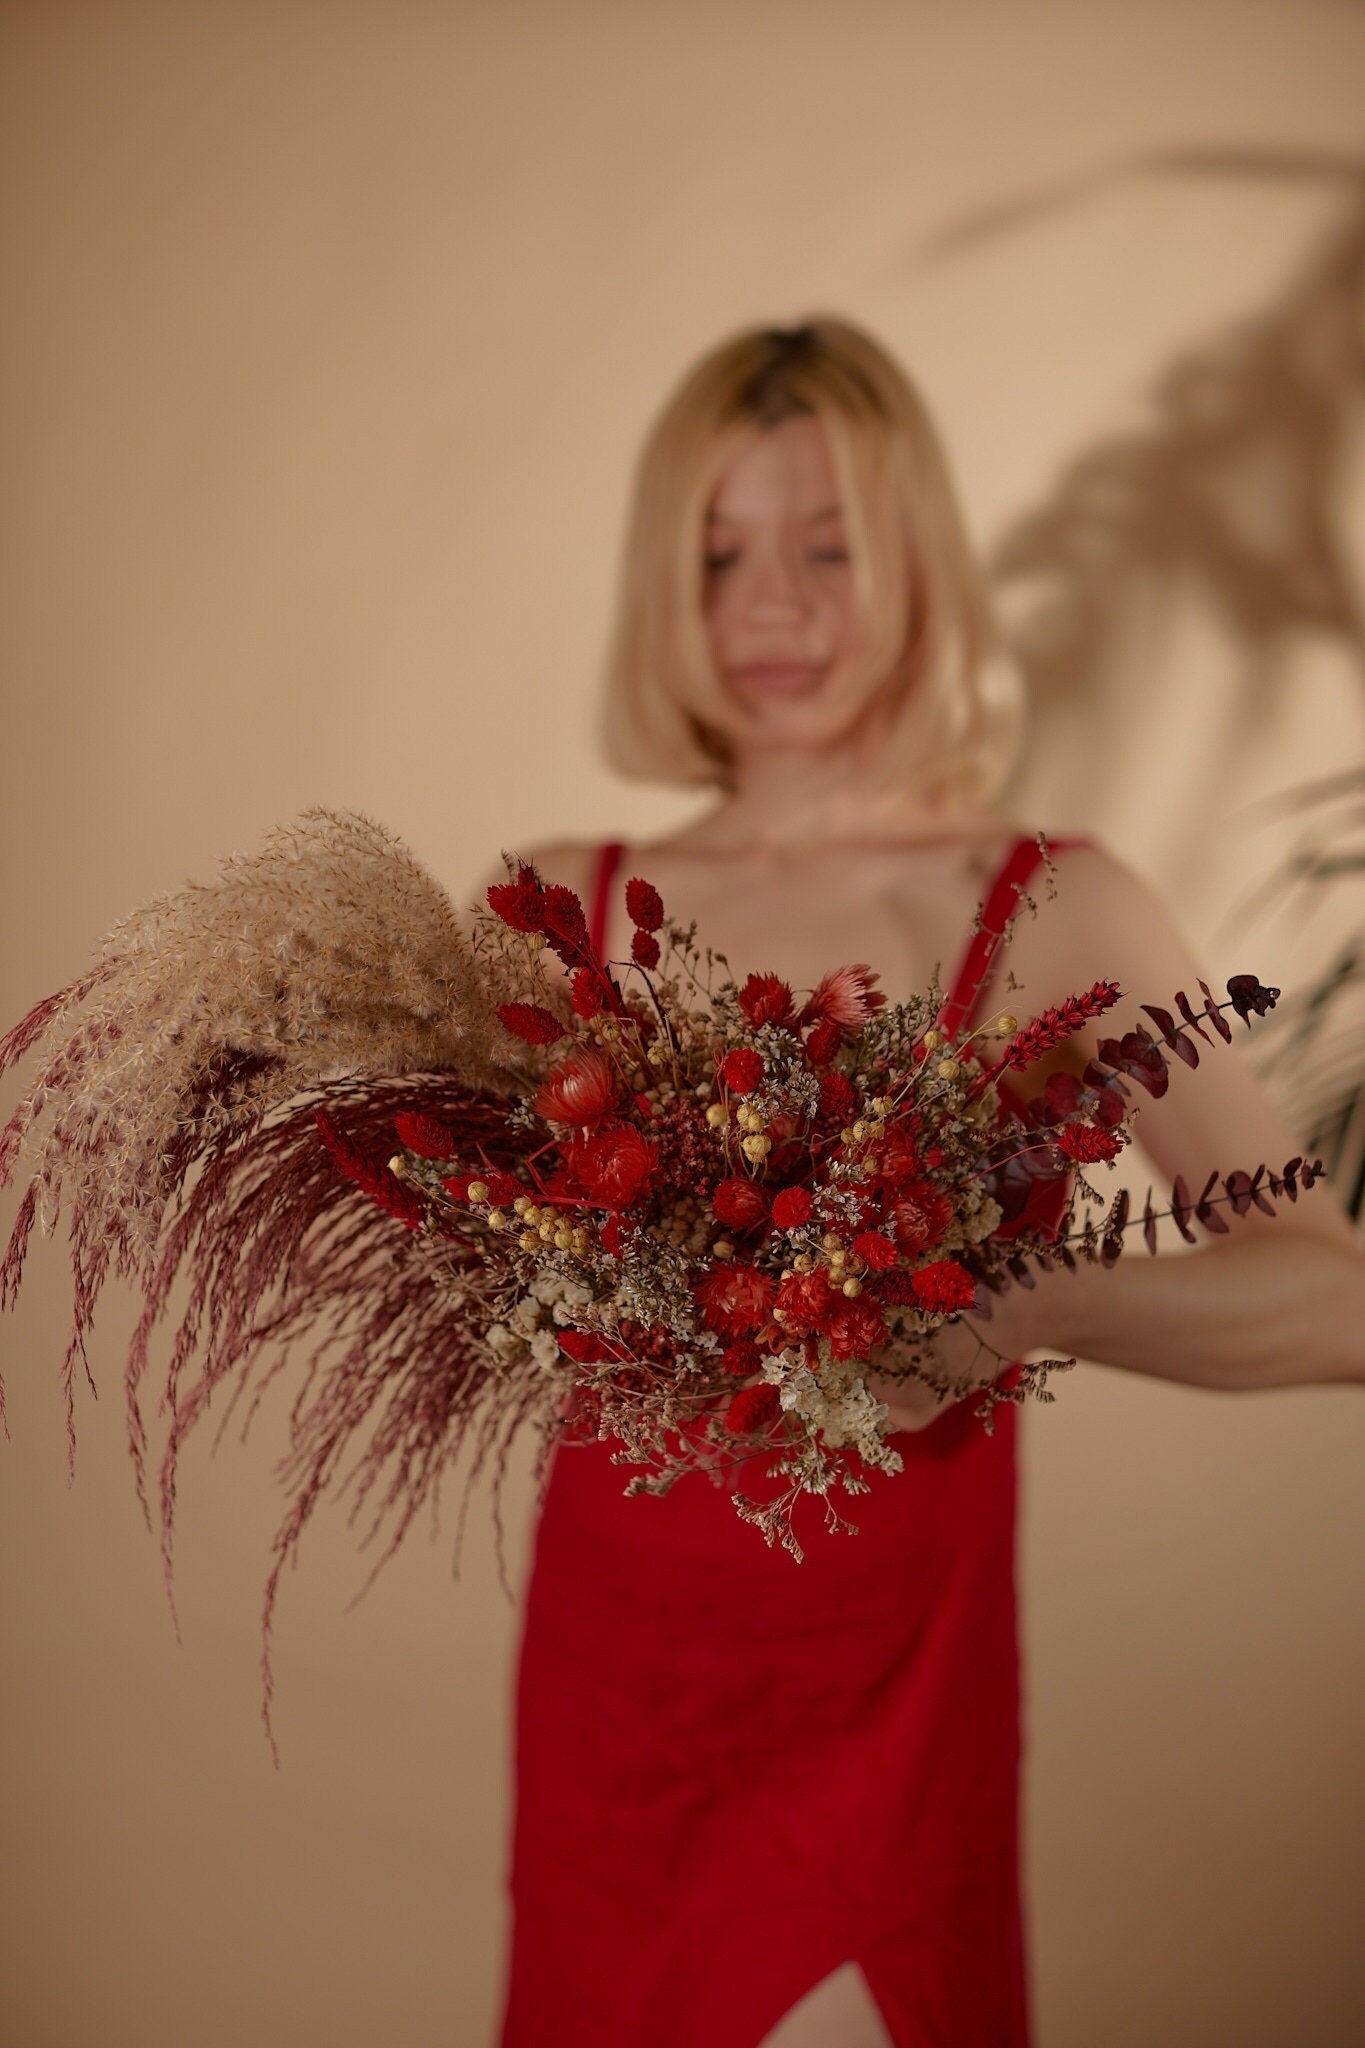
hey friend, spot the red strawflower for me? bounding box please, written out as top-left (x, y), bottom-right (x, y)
top-left (804, 1019), bottom-right (843, 1067)
top-left (712, 1177), bottom-right (770, 1230)
top-left (531, 1047), bottom-right (619, 1126)
top-left (570, 966), bottom-right (607, 1018)
top-left (1057, 1122), bottom-right (1124, 1164)
top-left (875, 1127), bottom-right (922, 1184)
top-left (800, 963), bottom-right (887, 1031)
top-left (817, 1069), bottom-right (857, 1123)
top-left (910, 1259), bottom-right (977, 1315)
top-left (723, 1383), bottom-right (781, 1436)
top-left (826, 1294), bottom-right (889, 1363)
top-left (694, 1261), bottom-right (778, 1337)
top-left (496, 1001), bottom-right (567, 1046)
top-left (559, 1125), bottom-right (658, 1209)
top-left (774, 1265), bottom-right (839, 1338)
top-left (770, 1185), bottom-right (813, 1230)
top-left (625, 877), bottom-right (665, 931)
top-left (631, 929), bottom-right (661, 971)
top-left (851, 1230), bottom-right (898, 1271)
top-left (719, 1047), bottom-right (765, 1094)
top-left (720, 1340), bottom-right (761, 1378)
top-left (889, 1181), bottom-right (952, 1253)
top-left (738, 972), bottom-right (796, 1029)
top-left (392, 1110), bottom-right (460, 1159)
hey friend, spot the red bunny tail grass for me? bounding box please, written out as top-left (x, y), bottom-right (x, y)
top-left (997, 981), bottom-right (1122, 1071)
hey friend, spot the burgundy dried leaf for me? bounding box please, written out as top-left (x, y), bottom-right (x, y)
top-left (1142, 1190), bottom-right (1158, 1256)
top-left (1173, 989), bottom-right (1211, 1043)
top-left (1224, 1169), bottom-right (1254, 1218)
top-left (1194, 1169), bottom-right (1229, 1234)
top-left (1247, 1164), bottom-right (1277, 1217)
top-left (1226, 974), bottom-right (1280, 1025)
top-left (1198, 979), bottom-right (1233, 1044)
top-left (1170, 1173), bottom-right (1198, 1244)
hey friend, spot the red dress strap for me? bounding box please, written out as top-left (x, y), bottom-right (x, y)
top-left (587, 840), bottom-right (625, 959)
top-left (938, 833), bottom-right (1090, 1042)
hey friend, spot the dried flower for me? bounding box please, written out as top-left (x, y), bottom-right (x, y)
top-left (738, 973), bottom-right (796, 1029)
top-left (771, 1186), bottom-right (813, 1230)
top-left (719, 1048), bottom-right (765, 1094)
top-left (497, 1001), bottom-right (567, 1046)
top-left (531, 1048), bottom-right (619, 1127)
top-left (625, 877), bottom-right (665, 931)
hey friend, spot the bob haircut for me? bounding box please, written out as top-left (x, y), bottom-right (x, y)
top-left (599, 316), bottom-right (1024, 807)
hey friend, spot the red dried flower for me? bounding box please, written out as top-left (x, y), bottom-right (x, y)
top-left (1001, 981), bottom-right (1122, 1071)
top-left (557, 1328), bottom-right (632, 1365)
top-left (541, 885), bottom-right (589, 945)
top-left (392, 1111), bottom-right (460, 1160)
top-left (874, 1127), bottom-right (922, 1183)
top-left (910, 1259), bottom-right (977, 1315)
top-left (631, 929), bottom-right (661, 971)
top-left (694, 1261), bottom-right (778, 1337)
top-left (723, 1382), bottom-right (781, 1436)
top-left (560, 1125), bottom-right (658, 1209)
top-left (804, 1020), bottom-right (843, 1067)
top-left (851, 1230), bottom-right (898, 1271)
top-left (889, 1182), bottom-right (952, 1253)
top-left (1057, 1122), bottom-right (1124, 1164)
top-left (826, 1294), bottom-right (888, 1363)
top-left (485, 877), bottom-right (545, 933)
top-left (315, 1108), bottom-right (423, 1229)
top-left (601, 1214), bottom-right (626, 1256)
top-left (531, 1048), bottom-right (619, 1126)
top-left (720, 1340), bottom-right (760, 1378)
top-left (625, 877), bottom-right (665, 931)
top-left (712, 1177), bottom-right (770, 1230)
top-left (496, 1001), bottom-right (567, 1046)
top-left (800, 964), bottom-right (887, 1031)
top-left (570, 967), bottom-right (608, 1018)
top-left (738, 973), bottom-right (796, 1029)
top-left (773, 1265), bottom-right (839, 1337)
top-left (770, 1185), bottom-right (813, 1230)
top-left (719, 1048), bottom-right (765, 1094)
top-left (817, 1069), bottom-right (857, 1122)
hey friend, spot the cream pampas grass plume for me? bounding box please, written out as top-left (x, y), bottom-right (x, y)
top-left (0, 809), bottom-right (548, 1756)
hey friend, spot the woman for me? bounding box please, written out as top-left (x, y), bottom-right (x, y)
top-left (489, 320), bottom-right (1363, 2047)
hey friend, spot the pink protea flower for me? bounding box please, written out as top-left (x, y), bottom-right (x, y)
top-left (531, 1048), bottom-right (619, 1127)
top-left (800, 964), bottom-right (887, 1031)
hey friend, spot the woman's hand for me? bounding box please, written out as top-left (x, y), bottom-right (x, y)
top-left (865, 1282), bottom-right (1050, 1435)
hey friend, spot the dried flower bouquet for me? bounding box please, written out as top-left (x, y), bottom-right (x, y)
top-left (0, 809), bottom-right (1320, 1747)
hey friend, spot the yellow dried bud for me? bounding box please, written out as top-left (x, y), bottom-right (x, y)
top-left (554, 1227), bottom-right (574, 1251)
top-left (936, 1057), bottom-right (960, 1080)
top-left (995, 1012), bottom-right (1018, 1035)
top-left (519, 1230), bottom-right (540, 1251)
top-left (821, 1233), bottom-right (842, 1251)
top-left (466, 1179), bottom-right (490, 1204)
top-left (538, 1219), bottom-right (558, 1242)
top-left (741, 1133), bottom-right (771, 1160)
top-left (922, 1027), bottom-right (944, 1051)
top-left (388, 1154), bottom-right (409, 1179)
top-left (840, 1127), bottom-right (857, 1146)
top-left (841, 1276), bottom-right (863, 1298)
top-left (486, 1208), bottom-right (508, 1231)
top-left (713, 1239), bottom-right (735, 1260)
top-left (845, 1253), bottom-right (865, 1276)
top-left (828, 1246), bottom-right (846, 1269)
top-left (512, 1195), bottom-right (532, 1217)
top-left (646, 1042), bottom-right (669, 1067)
top-left (871, 1096), bottom-right (894, 1116)
top-left (705, 1103), bottom-right (730, 1128)
top-left (793, 1254), bottom-right (814, 1274)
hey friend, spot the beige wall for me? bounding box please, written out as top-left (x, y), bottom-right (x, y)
top-left (2, 4), bottom-right (1363, 2044)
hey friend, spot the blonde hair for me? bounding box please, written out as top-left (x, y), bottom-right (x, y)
top-left (599, 316), bottom-right (1023, 805)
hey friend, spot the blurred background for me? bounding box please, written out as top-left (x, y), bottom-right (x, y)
top-left (2, 3), bottom-right (1362, 2044)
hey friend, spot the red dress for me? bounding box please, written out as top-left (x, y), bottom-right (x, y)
top-left (497, 834), bottom-right (1085, 2048)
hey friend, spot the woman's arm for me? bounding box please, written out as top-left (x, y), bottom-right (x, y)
top-left (873, 844), bottom-right (1364, 1429)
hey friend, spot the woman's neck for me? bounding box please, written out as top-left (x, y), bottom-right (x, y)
top-left (675, 737), bottom-right (997, 859)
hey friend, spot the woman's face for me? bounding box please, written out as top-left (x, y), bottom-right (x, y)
top-left (701, 413), bottom-right (886, 751)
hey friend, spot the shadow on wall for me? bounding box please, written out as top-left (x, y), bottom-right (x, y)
top-left (923, 147), bottom-right (1365, 1215)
